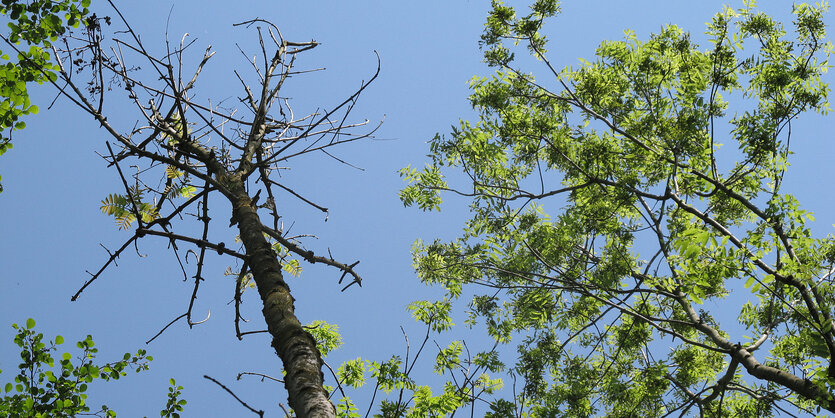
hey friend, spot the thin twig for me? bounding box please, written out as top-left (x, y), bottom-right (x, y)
top-left (204, 375), bottom-right (264, 417)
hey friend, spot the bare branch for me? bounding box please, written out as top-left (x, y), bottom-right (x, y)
top-left (204, 375), bottom-right (264, 417)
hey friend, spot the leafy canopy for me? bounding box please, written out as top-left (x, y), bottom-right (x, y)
top-left (0, 0), bottom-right (91, 192)
top-left (402, 0), bottom-right (835, 416)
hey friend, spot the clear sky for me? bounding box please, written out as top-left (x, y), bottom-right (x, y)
top-left (1, 1), bottom-right (834, 416)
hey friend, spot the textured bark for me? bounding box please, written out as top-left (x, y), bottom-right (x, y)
top-left (731, 345), bottom-right (834, 413)
top-left (230, 180), bottom-right (335, 417)
top-left (682, 293), bottom-right (835, 412)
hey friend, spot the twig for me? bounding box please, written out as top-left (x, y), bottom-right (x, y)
top-left (262, 225), bottom-right (362, 289)
top-left (146, 313), bottom-right (186, 344)
top-left (237, 371), bottom-right (284, 383)
top-left (204, 375), bottom-right (264, 417)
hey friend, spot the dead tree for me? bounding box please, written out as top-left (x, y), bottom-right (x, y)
top-left (42, 4), bottom-right (378, 417)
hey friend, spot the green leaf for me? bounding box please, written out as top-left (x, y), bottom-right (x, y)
top-left (25, 318), bottom-right (35, 329)
top-left (304, 320), bottom-right (342, 357)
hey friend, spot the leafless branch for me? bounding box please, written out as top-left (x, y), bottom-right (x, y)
top-left (204, 375), bottom-right (264, 417)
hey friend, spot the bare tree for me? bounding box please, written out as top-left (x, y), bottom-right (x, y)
top-left (36, 3), bottom-right (379, 416)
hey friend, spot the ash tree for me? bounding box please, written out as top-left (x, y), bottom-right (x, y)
top-left (401, 0), bottom-right (835, 416)
top-left (34, 1), bottom-right (378, 416)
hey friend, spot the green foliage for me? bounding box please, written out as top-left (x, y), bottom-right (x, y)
top-left (369, 356), bottom-right (414, 394)
top-left (337, 358), bottom-right (366, 389)
top-left (162, 165), bottom-right (197, 199)
top-left (0, 0), bottom-right (90, 193)
top-left (0, 318), bottom-right (157, 417)
top-left (403, 0), bottom-right (835, 415)
top-left (398, 164), bottom-right (445, 211)
top-left (272, 241), bottom-right (303, 278)
top-left (160, 378), bottom-right (187, 418)
top-left (406, 384), bottom-right (466, 417)
top-left (324, 303), bottom-right (507, 417)
top-left (305, 320), bottom-right (343, 357)
top-left (100, 188), bottom-right (160, 230)
top-left (98, 164), bottom-right (203, 231)
top-left (407, 299), bottom-right (454, 332)
top-left (335, 396), bottom-right (360, 418)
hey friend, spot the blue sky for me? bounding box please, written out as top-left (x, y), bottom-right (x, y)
top-left (1, 1), bottom-right (834, 416)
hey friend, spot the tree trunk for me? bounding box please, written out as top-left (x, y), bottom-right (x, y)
top-left (231, 182), bottom-right (335, 417)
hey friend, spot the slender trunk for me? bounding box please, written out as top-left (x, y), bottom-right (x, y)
top-left (231, 183), bottom-right (335, 417)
